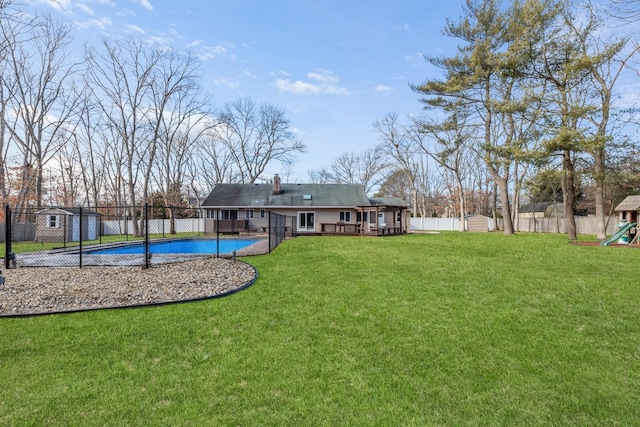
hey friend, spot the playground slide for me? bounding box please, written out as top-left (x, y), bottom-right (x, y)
top-left (600, 222), bottom-right (636, 246)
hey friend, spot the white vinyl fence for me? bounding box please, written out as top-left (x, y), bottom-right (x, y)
top-left (411, 215), bottom-right (620, 235)
top-left (102, 218), bottom-right (205, 235)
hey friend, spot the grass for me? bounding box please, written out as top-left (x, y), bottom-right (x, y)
top-left (1, 232), bottom-right (639, 425)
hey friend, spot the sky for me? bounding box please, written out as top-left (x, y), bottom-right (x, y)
top-left (27, 0), bottom-right (470, 182)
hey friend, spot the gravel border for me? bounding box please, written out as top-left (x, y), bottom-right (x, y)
top-left (0, 256), bottom-right (257, 317)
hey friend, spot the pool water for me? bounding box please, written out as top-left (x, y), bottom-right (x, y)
top-left (85, 239), bottom-right (260, 255)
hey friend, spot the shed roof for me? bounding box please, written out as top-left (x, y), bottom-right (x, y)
top-left (520, 202), bottom-right (554, 213)
top-left (35, 207), bottom-right (101, 216)
top-left (615, 195), bottom-right (640, 211)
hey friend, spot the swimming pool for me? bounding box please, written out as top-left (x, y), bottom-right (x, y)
top-left (85, 238), bottom-right (260, 255)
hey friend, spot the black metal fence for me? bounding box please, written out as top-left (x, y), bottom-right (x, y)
top-left (2, 204), bottom-right (288, 269)
top-left (269, 211), bottom-right (290, 253)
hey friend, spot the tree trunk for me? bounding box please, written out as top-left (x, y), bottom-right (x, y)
top-left (456, 177), bottom-right (466, 231)
top-left (593, 148), bottom-right (607, 241)
top-left (562, 149), bottom-right (577, 240)
top-left (496, 176), bottom-right (514, 235)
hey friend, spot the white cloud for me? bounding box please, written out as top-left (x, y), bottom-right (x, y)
top-left (187, 39), bottom-right (204, 48)
top-left (117, 8), bottom-right (135, 17)
top-left (374, 85), bottom-right (393, 92)
top-left (394, 23), bottom-right (410, 31)
top-left (213, 77), bottom-right (241, 89)
top-left (146, 35), bottom-right (174, 48)
top-left (187, 40), bottom-right (236, 61)
top-left (139, 0), bottom-right (154, 11)
top-left (274, 69), bottom-right (350, 96)
top-left (274, 79), bottom-right (321, 95)
top-left (76, 3), bottom-right (95, 15)
top-left (196, 44), bottom-right (227, 61)
top-left (75, 16), bottom-right (113, 30)
top-left (307, 69), bottom-right (338, 84)
top-left (125, 24), bottom-right (145, 34)
top-left (270, 70), bottom-right (290, 78)
top-left (241, 70), bottom-right (256, 79)
top-left (37, 0), bottom-right (72, 13)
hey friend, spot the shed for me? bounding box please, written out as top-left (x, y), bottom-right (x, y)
top-left (466, 214), bottom-right (489, 232)
top-left (518, 202), bottom-right (563, 218)
top-left (35, 207), bottom-right (101, 243)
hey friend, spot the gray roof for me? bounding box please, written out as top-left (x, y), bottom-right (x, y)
top-left (202, 183), bottom-right (405, 208)
top-left (615, 195), bottom-right (640, 211)
top-left (520, 202), bottom-right (553, 213)
top-left (369, 197), bottom-right (409, 208)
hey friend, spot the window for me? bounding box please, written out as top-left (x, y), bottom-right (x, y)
top-left (221, 210), bottom-right (238, 220)
top-left (47, 215), bottom-right (59, 228)
top-left (339, 211), bottom-right (351, 223)
top-left (260, 209), bottom-right (266, 218)
top-left (396, 212), bottom-right (402, 223)
top-left (245, 210), bottom-right (254, 219)
top-left (356, 212), bottom-right (368, 222)
top-left (206, 209), bottom-right (215, 219)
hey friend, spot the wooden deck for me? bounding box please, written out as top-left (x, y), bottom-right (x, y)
top-left (320, 223), bottom-right (406, 236)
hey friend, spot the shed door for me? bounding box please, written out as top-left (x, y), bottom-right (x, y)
top-left (88, 216), bottom-right (97, 240)
top-left (71, 216), bottom-right (80, 241)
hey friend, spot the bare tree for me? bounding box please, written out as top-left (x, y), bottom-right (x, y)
top-left (86, 38), bottom-right (162, 236)
top-left (144, 50), bottom-right (204, 214)
top-left (216, 98), bottom-right (305, 183)
top-left (154, 108), bottom-right (210, 233)
top-left (193, 132), bottom-right (240, 188)
top-left (310, 147), bottom-right (389, 195)
top-left (609, 0), bottom-right (640, 21)
top-left (68, 81), bottom-right (108, 207)
top-left (1, 11), bottom-right (78, 209)
top-left (374, 113), bottom-right (422, 216)
top-left (418, 106), bottom-right (479, 230)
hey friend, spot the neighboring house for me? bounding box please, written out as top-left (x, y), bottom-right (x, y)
top-left (201, 175), bottom-right (410, 235)
top-left (35, 207), bottom-right (101, 243)
top-left (518, 202), bottom-right (563, 219)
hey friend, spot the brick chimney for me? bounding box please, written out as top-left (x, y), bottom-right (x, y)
top-left (272, 174), bottom-right (281, 195)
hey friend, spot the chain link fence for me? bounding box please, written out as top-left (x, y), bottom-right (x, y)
top-left (2, 204), bottom-right (288, 269)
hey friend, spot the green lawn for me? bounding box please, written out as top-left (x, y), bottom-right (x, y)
top-left (1, 232), bottom-right (639, 425)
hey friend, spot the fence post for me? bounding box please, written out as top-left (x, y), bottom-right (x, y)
top-left (268, 210), bottom-right (272, 253)
top-left (79, 206), bottom-right (83, 268)
top-left (144, 203), bottom-right (150, 268)
top-left (5, 205), bottom-right (12, 269)
top-left (63, 214), bottom-right (67, 248)
top-left (216, 209), bottom-right (220, 257)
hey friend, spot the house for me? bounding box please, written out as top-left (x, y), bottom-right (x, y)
top-left (35, 207), bottom-right (101, 243)
top-left (518, 202), bottom-right (563, 219)
top-left (201, 175), bottom-right (410, 235)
